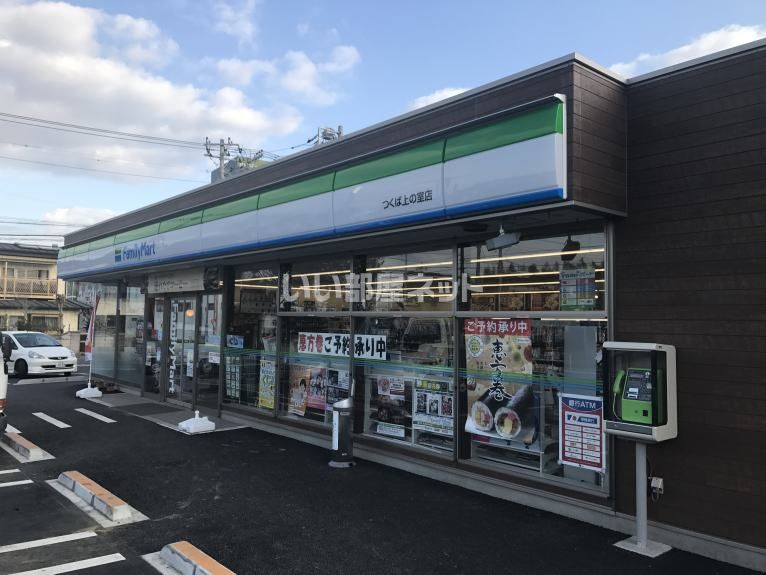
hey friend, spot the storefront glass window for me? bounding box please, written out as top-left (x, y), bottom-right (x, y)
top-left (224, 266), bottom-right (278, 411)
top-left (92, 284), bottom-right (118, 380)
top-left (281, 258), bottom-right (351, 312)
top-left (280, 316), bottom-right (350, 425)
top-left (116, 286), bottom-right (145, 387)
top-left (460, 317), bottom-right (607, 487)
top-left (360, 249), bottom-right (454, 312)
top-left (460, 232), bottom-right (606, 312)
top-left (355, 317), bottom-right (454, 452)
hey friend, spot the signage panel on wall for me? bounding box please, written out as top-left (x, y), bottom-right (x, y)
top-left (558, 393), bottom-right (605, 472)
top-left (148, 269), bottom-right (204, 294)
top-left (559, 269), bottom-right (596, 311)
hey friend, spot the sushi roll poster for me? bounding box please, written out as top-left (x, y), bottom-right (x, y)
top-left (464, 318), bottom-right (534, 441)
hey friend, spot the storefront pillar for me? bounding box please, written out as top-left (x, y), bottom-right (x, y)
top-left (217, 266), bottom-right (233, 416)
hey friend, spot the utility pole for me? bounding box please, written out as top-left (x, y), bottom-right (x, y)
top-left (205, 137), bottom-right (241, 180)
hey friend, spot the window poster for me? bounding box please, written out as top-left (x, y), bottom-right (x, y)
top-left (307, 367), bottom-right (328, 411)
top-left (464, 318), bottom-right (537, 446)
top-left (288, 365), bottom-right (311, 416)
top-left (413, 379), bottom-right (454, 437)
top-left (325, 369), bottom-right (350, 411)
top-left (298, 332), bottom-right (387, 360)
top-left (258, 358), bottom-right (275, 410)
top-left (375, 376), bottom-right (406, 438)
top-left (559, 269), bottom-right (596, 311)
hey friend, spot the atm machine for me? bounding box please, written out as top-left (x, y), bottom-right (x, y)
top-left (603, 341), bottom-right (677, 557)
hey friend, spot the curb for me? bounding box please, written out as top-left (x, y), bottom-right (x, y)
top-left (57, 471), bottom-right (132, 522)
top-left (157, 541), bottom-right (237, 575)
top-left (0, 432), bottom-right (52, 462)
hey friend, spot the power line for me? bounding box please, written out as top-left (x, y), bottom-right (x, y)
top-left (0, 140), bottom-right (206, 170)
top-left (0, 233), bottom-right (65, 237)
top-left (0, 111), bottom-right (204, 147)
top-left (0, 117), bottom-right (204, 150)
top-left (0, 110), bottom-right (325, 175)
top-left (0, 219), bottom-right (86, 228)
top-left (0, 154), bottom-right (207, 184)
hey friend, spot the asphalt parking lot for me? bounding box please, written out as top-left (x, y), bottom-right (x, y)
top-left (0, 365), bottom-right (759, 574)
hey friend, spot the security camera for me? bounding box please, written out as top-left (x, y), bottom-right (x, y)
top-left (486, 227), bottom-right (521, 251)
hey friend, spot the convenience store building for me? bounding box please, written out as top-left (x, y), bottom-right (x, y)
top-left (58, 42), bottom-right (766, 570)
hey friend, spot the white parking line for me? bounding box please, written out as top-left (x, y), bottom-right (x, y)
top-left (6, 424), bottom-right (20, 434)
top-left (0, 479), bottom-right (33, 488)
top-left (9, 553), bottom-right (125, 574)
top-left (74, 408), bottom-right (116, 424)
top-left (0, 469), bottom-right (20, 475)
top-left (32, 412), bottom-right (71, 429)
top-left (0, 531), bottom-right (97, 555)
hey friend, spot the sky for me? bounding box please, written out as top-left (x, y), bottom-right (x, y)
top-left (1, 0), bottom-right (765, 245)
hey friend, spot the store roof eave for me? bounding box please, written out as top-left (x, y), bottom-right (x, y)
top-left (63, 53), bottom-right (605, 249)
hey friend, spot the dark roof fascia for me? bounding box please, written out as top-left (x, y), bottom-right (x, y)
top-left (64, 53), bottom-right (599, 248)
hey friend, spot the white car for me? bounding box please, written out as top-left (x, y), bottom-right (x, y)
top-left (2, 331), bottom-right (78, 377)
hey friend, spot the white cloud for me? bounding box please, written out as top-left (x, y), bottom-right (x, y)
top-left (408, 87), bottom-right (468, 111)
top-left (296, 22), bottom-right (309, 36)
top-left (216, 57), bottom-right (276, 86)
top-left (610, 24), bottom-right (766, 77)
top-left (213, 0), bottom-right (257, 47)
top-left (319, 45), bottom-right (361, 73)
top-left (102, 13), bottom-right (180, 68)
top-left (0, 1), bottom-right (304, 183)
top-left (43, 207), bottom-right (119, 226)
top-left (278, 46), bottom-right (361, 106)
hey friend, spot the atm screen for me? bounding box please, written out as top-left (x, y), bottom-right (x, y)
top-left (623, 368), bottom-right (653, 402)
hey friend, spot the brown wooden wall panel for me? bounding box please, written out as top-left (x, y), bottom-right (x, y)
top-left (615, 47), bottom-right (766, 549)
top-left (628, 49), bottom-right (766, 117)
top-left (570, 64), bottom-right (626, 212)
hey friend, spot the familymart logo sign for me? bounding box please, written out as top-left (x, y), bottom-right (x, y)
top-left (114, 241), bottom-right (156, 263)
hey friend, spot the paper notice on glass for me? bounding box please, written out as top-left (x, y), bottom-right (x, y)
top-left (325, 369), bottom-right (349, 411)
top-left (258, 359), bottom-right (275, 410)
top-left (307, 367), bottom-right (328, 411)
top-left (413, 379), bottom-right (454, 437)
top-left (559, 269), bottom-right (596, 311)
top-left (288, 365), bottom-right (311, 416)
top-left (376, 422), bottom-right (405, 438)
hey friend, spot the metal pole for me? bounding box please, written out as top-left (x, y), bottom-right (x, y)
top-left (219, 138), bottom-right (225, 180)
top-left (635, 441), bottom-right (648, 548)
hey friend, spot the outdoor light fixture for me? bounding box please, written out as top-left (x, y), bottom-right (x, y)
top-left (561, 236), bottom-right (581, 261)
top-left (485, 226), bottom-right (521, 251)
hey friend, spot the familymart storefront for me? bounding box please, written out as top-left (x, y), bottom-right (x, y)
top-left (61, 89), bottom-right (615, 496)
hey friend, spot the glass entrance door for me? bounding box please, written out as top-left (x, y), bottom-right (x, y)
top-left (167, 296), bottom-right (196, 404)
top-left (143, 296), bottom-right (164, 398)
top-left (196, 293), bottom-right (222, 409)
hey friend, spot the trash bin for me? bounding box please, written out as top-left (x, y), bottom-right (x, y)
top-left (329, 397), bottom-right (354, 468)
